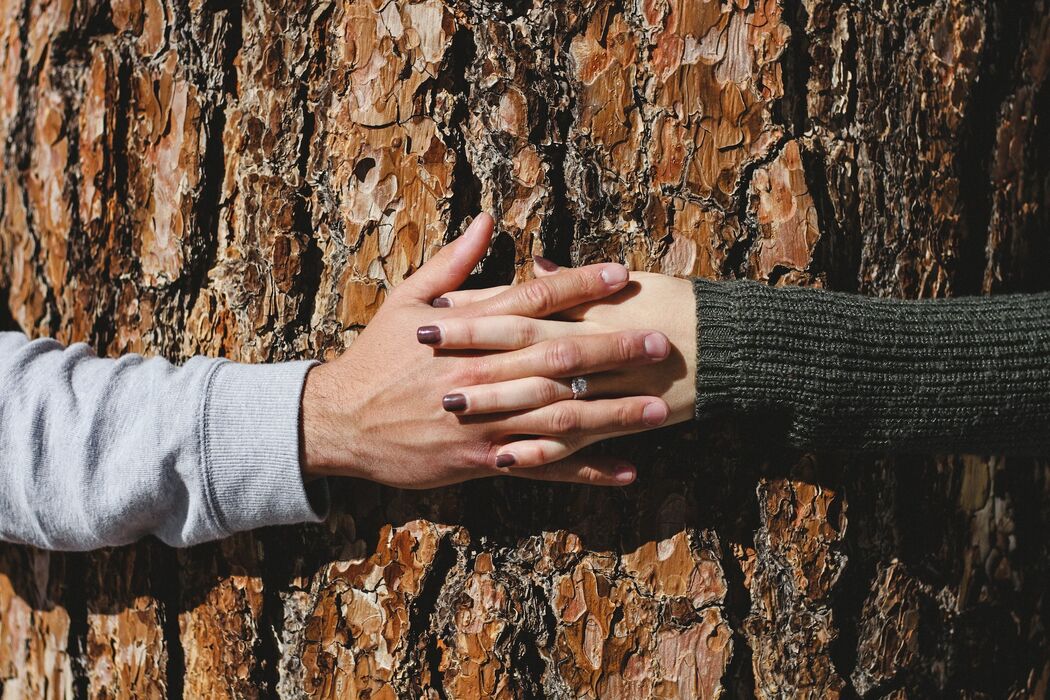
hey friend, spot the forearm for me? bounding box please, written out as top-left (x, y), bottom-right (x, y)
top-left (694, 280), bottom-right (1050, 455)
top-left (0, 332), bottom-right (327, 551)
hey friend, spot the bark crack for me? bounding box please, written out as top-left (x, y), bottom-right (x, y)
top-left (723, 132), bottom-right (797, 278)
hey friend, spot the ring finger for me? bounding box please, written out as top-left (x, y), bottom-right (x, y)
top-left (442, 374), bottom-right (615, 414)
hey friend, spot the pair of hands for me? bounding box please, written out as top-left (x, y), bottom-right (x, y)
top-left (301, 214), bottom-right (696, 488)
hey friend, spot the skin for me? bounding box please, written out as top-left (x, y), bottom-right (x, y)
top-left (300, 214), bottom-right (674, 488)
top-left (438, 261), bottom-right (698, 463)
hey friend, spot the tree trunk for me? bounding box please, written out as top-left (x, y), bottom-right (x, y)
top-left (1, 0), bottom-right (1049, 696)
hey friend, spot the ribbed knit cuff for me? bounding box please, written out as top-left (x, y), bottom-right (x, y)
top-left (201, 360), bottom-right (329, 536)
top-left (693, 278), bottom-right (741, 419)
top-left (690, 278), bottom-right (1050, 455)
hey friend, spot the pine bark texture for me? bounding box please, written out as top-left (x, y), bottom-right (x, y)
top-left (1, 0), bottom-right (1049, 697)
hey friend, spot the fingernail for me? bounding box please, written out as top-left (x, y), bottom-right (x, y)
top-left (442, 393), bottom-right (467, 412)
top-left (495, 453), bottom-right (516, 468)
top-left (600, 264), bottom-right (628, 285)
top-left (417, 325), bottom-right (442, 344)
top-left (642, 401), bottom-right (668, 426)
top-left (431, 297), bottom-right (452, 308)
top-left (614, 465), bottom-right (636, 484)
top-left (533, 254), bottom-right (559, 272)
top-left (644, 333), bottom-right (669, 359)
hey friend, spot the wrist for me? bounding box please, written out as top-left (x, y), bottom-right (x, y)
top-left (657, 275), bottom-right (699, 424)
top-left (300, 363), bottom-right (344, 480)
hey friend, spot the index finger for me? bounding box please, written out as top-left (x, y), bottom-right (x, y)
top-left (456, 263), bottom-right (629, 319)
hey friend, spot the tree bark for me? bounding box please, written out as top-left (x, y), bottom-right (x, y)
top-left (1, 0), bottom-right (1049, 697)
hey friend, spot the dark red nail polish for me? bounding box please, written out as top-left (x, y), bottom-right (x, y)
top-left (442, 393), bottom-right (467, 412)
top-left (417, 326), bottom-right (442, 344)
top-left (495, 454), bottom-right (516, 468)
top-left (431, 297), bottom-right (452, 308)
top-left (533, 254), bottom-right (559, 272)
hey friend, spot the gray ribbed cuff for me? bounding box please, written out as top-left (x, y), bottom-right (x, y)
top-left (201, 360), bottom-right (329, 536)
top-left (693, 278), bottom-right (740, 420)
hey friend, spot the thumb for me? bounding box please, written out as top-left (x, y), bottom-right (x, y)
top-left (400, 213), bottom-right (494, 301)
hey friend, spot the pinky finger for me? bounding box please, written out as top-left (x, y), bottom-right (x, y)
top-left (494, 436), bottom-right (581, 469)
top-left (432, 286), bottom-right (510, 308)
top-left (506, 455), bottom-right (637, 486)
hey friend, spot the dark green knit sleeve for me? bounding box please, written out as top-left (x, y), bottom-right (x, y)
top-left (692, 278), bottom-right (1050, 455)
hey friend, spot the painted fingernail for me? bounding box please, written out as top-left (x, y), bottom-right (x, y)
top-left (533, 254), bottom-right (559, 272)
top-left (442, 393), bottom-right (467, 412)
top-left (614, 465), bottom-right (636, 484)
top-left (642, 401), bottom-right (668, 426)
top-left (431, 297), bottom-right (452, 308)
top-left (644, 333), bottom-right (669, 359)
top-left (495, 453), bottom-right (516, 468)
top-left (417, 325), bottom-right (442, 344)
top-left (600, 264), bottom-right (628, 285)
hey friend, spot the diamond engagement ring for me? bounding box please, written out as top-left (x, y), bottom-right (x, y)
top-left (570, 377), bottom-right (588, 400)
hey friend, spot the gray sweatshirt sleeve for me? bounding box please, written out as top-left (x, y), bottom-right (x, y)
top-left (0, 331), bottom-right (329, 551)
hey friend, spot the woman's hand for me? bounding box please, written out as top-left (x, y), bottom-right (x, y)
top-left (438, 258), bottom-right (698, 431)
top-left (300, 215), bottom-right (673, 488)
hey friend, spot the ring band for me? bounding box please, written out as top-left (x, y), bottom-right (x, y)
top-left (570, 377), bottom-right (588, 400)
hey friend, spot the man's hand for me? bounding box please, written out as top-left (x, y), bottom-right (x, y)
top-left (300, 214), bottom-right (673, 488)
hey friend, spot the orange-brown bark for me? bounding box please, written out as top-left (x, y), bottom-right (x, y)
top-left (2, 0), bottom-right (1050, 697)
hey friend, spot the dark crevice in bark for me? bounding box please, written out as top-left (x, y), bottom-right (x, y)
top-left (400, 535), bottom-right (460, 698)
top-left (720, 538), bottom-right (757, 698)
top-left (534, 6), bottom-right (585, 267)
top-left (519, 580), bottom-right (558, 697)
top-left (775, 0), bottom-right (812, 134)
top-left (539, 115), bottom-right (577, 268)
top-left (255, 532), bottom-right (288, 699)
top-left (438, 27), bottom-right (482, 245)
top-left (541, 142), bottom-right (576, 268)
top-left (287, 84), bottom-right (324, 348)
top-left (156, 546), bottom-right (185, 700)
top-left (103, 52), bottom-right (134, 353)
top-left (804, 145), bottom-right (862, 292)
top-left (54, 0), bottom-right (115, 60)
top-left (177, 1), bottom-right (241, 340)
top-left (65, 553), bottom-right (90, 700)
top-left (723, 133), bottom-right (795, 279)
top-left (952, 0), bottom-right (1031, 296)
top-left (0, 286), bottom-right (20, 331)
top-left (822, 458), bottom-right (873, 692)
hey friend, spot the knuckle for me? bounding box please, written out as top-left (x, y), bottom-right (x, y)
top-left (536, 379), bottom-right (561, 405)
top-left (559, 436), bottom-right (580, 455)
top-left (461, 357), bottom-right (491, 384)
top-left (478, 444), bottom-right (504, 471)
top-left (545, 339), bottom-right (583, 375)
top-left (458, 320), bottom-right (474, 347)
top-left (578, 269), bottom-right (602, 294)
top-left (616, 333), bottom-right (638, 362)
top-left (516, 319), bottom-right (538, 347)
top-left (618, 403), bottom-right (638, 427)
top-left (550, 404), bottom-right (580, 434)
top-left (521, 280), bottom-right (557, 315)
top-left (581, 467), bottom-right (605, 484)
